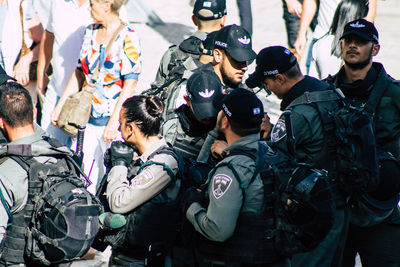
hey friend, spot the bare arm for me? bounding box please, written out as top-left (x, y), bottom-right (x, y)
top-left (37, 30), bottom-right (54, 94)
top-left (103, 79), bottom-right (138, 143)
top-left (285, 0), bottom-right (303, 17)
top-left (14, 14), bottom-right (44, 86)
top-left (293, 0), bottom-right (318, 58)
top-left (50, 69), bottom-right (85, 126)
top-left (365, 0), bottom-right (377, 22)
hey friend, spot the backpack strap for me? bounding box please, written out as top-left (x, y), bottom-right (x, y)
top-left (139, 145), bottom-right (184, 182)
top-left (287, 90), bottom-right (340, 108)
top-left (209, 145), bottom-right (263, 207)
top-left (363, 75), bottom-right (393, 115)
top-left (141, 74), bottom-right (183, 98)
top-left (0, 185), bottom-right (13, 227)
top-left (137, 161), bottom-right (176, 182)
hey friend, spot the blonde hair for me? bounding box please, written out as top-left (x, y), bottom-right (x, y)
top-left (93, 0), bottom-right (125, 13)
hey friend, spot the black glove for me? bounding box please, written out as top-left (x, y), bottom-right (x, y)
top-left (181, 187), bottom-right (205, 214)
top-left (107, 141), bottom-right (134, 168)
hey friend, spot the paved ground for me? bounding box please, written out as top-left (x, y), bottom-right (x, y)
top-left (71, 1), bottom-right (400, 266)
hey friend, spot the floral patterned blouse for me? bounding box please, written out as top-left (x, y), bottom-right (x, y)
top-left (78, 23), bottom-right (142, 119)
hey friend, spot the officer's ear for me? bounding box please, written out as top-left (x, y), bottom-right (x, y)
top-left (214, 48), bottom-right (223, 64)
top-left (184, 95), bottom-right (191, 107)
top-left (192, 15), bottom-right (198, 27)
top-left (275, 73), bottom-right (286, 85)
top-left (32, 107), bottom-right (37, 121)
top-left (0, 117), bottom-right (5, 131)
top-left (125, 121), bottom-right (136, 141)
top-left (220, 112), bottom-right (229, 130)
top-left (372, 43), bottom-right (380, 57)
top-left (220, 16), bottom-right (226, 27)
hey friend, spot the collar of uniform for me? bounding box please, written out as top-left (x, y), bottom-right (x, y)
top-left (139, 137), bottom-right (169, 162)
top-left (222, 133), bottom-right (259, 156)
top-left (281, 75), bottom-right (327, 110)
top-left (336, 63), bottom-right (381, 101)
top-left (8, 132), bottom-right (45, 146)
top-left (192, 30), bottom-right (207, 41)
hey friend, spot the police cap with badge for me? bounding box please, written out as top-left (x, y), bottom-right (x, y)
top-left (216, 88), bottom-right (264, 128)
top-left (213, 24), bottom-right (256, 62)
top-left (246, 46), bottom-right (297, 89)
top-left (340, 18), bottom-right (379, 44)
top-left (187, 69), bottom-right (223, 120)
top-left (193, 0), bottom-right (227, 20)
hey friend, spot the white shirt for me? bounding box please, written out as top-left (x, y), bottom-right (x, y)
top-left (1, 0), bottom-right (22, 75)
top-left (313, 0), bottom-right (341, 39)
top-left (47, 0), bottom-right (93, 96)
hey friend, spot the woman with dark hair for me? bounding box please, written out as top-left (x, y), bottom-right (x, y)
top-left (104, 95), bottom-right (181, 266)
top-left (309, 0), bottom-right (374, 79)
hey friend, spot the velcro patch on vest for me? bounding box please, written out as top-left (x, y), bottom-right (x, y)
top-left (212, 174), bottom-right (232, 199)
top-left (270, 117), bottom-right (287, 143)
top-left (132, 169), bottom-right (154, 188)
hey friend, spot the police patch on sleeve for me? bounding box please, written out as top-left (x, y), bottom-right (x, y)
top-left (212, 174), bottom-right (233, 199)
top-left (270, 117), bottom-right (287, 142)
top-left (132, 169), bottom-right (154, 188)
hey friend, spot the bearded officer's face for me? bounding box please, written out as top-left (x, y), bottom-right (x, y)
top-left (340, 35), bottom-right (380, 70)
top-left (219, 51), bottom-right (248, 87)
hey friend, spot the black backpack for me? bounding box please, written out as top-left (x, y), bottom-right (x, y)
top-left (222, 142), bottom-right (335, 257)
top-left (0, 138), bottom-right (102, 265)
top-left (287, 88), bottom-right (380, 197)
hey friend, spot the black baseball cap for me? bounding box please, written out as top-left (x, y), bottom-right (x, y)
top-left (187, 69), bottom-right (223, 119)
top-left (214, 24), bottom-right (256, 62)
top-left (216, 88), bottom-right (264, 128)
top-left (193, 0), bottom-right (227, 21)
top-left (340, 19), bottom-right (379, 44)
top-left (246, 46), bottom-right (297, 89)
top-left (200, 31), bottom-right (219, 56)
top-left (0, 65), bottom-right (15, 86)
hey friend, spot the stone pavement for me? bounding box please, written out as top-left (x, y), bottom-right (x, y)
top-left (70, 1), bottom-right (400, 266)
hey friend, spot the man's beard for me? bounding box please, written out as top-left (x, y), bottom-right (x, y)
top-left (344, 49), bottom-right (373, 70)
top-left (221, 66), bottom-right (240, 88)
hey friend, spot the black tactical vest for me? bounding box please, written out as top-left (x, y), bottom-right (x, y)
top-left (114, 146), bottom-right (182, 259)
top-left (195, 154), bottom-right (283, 264)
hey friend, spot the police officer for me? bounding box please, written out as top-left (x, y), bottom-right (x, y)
top-left (168, 24), bottom-right (256, 116)
top-left (326, 19), bottom-right (400, 266)
top-left (182, 88), bottom-right (290, 267)
top-left (166, 30), bottom-right (219, 84)
top-left (209, 24), bottom-right (256, 90)
top-left (105, 95), bottom-right (181, 266)
top-left (246, 46), bottom-right (344, 267)
top-left (154, 0), bottom-right (226, 86)
top-left (156, 31), bottom-right (220, 118)
top-left (161, 68), bottom-right (223, 267)
top-left (157, 24), bottom-right (256, 119)
top-left (161, 68), bottom-right (223, 165)
top-left (0, 82), bottom-right (64, 266)
top-left (0, 66), bottom-right (15, 145)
